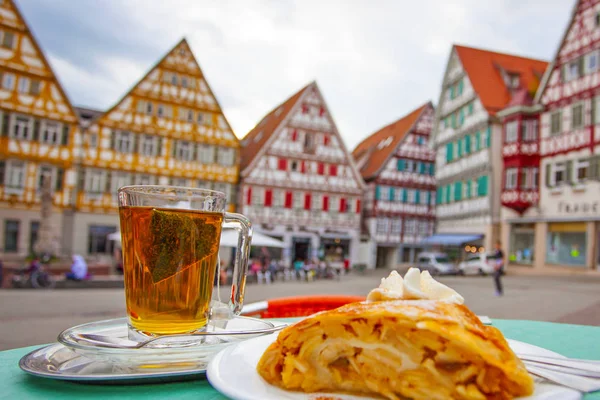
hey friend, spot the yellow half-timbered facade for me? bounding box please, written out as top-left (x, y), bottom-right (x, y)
top-left (0, 0), bottom-right (79, 259)
top-left (68, 38), bottom-right (240, 256)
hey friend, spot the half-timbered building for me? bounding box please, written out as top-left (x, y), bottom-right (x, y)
top-left (353, 102), bottom-right (436, 269)
top-left (510, 0), bottom-right (600, 273)
top-left (431, 45), bottom-right (547, 254)
top-left (239, 82), bottom-right (365, 268)
top-left (0, 0), bottom-right (80, 259)
top-left (68, 38), bottom-right (240, 256)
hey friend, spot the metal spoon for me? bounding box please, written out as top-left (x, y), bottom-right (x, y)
top-left (74, 324), bottom-right (287, 350)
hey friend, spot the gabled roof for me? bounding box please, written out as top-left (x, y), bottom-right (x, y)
top-left (240, 82), bottom-right (310, 170)
top-left (352, 102), bottom-right (431, 180)
top-left (454, 45), bottom-right (548, 116)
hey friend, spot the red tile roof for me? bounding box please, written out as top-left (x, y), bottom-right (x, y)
top-left (352, 102), bottom-right (431, 180)
top-left (240, 83), bottom-right (311, 171)
top-left (454, 45), bottom-right (548, 115)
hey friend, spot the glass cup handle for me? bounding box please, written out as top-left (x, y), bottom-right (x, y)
top-left (223, 212), bottom-right (252, 315)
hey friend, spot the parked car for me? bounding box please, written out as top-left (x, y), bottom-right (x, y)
top-left (415, 252), bottom-right (457, 275)
top-left (458, 253), bottom-right (501, 276)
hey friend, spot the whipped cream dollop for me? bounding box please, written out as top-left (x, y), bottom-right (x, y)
top-left (367, 268), bottom-right (464, 304)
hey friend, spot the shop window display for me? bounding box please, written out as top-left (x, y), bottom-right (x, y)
top-left (546, 224), bottom-right (586, 266)
top-left (509, 226), bottom-right (534, 264)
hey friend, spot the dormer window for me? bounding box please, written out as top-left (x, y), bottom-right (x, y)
top-left (506, 73), bottom-right (520, 89)
top-left (377, 136), bottom-right (393, 150)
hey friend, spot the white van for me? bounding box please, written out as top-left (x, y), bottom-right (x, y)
top-left (458, 253), bottom-right (501, 275)
top-left (415, 252), bottom-right (457, 275)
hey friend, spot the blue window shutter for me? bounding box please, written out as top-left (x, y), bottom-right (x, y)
top-left (450, 85), bottom-right (455, 99)
top-left (402, 188), bottom-right (408, 203)
top-left (457, 138), bottom-right (463, 157)
top-left (415, 190), bottom-right (421, 204)
top-left (430, 163), bottom-right (435, 176)
top-left (466, 180), bottom-right (471, 198)
top-left (436, 188), bottom-right (442, 204)
top-left (468, 102), bottom-right (474, 115)
top-left (398, 159), bottom-right (405, 171)
top-left (445, 184), bottom-right (451, 203)
top-left (459, 108), bottom-right (465, 126)
top-left (486, 127), bottom-right (491, 148)
top-left (465, 135), bottom-right (471, 154)
top-left (389, 187), bottom-right (395, 201)
top-left (418, 162), bottom-right (424, 174)
top-left (458, 79), bottom-right (464, 95)
top-left (446, 143), bottom-right (453, 162)
top-left (482, 175), bottom-right (489, 195)
top-left (451, 113), bottom-right (456, 128)
top-left (375, 185), bottom-right (381, 200)
top-left (454, 182), bottom-right (460, 201)
top-left (475, 131), bottom-right (480, 151)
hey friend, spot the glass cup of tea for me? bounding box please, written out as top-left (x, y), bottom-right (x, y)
top-left (117, 185), bottom-right (251, 337)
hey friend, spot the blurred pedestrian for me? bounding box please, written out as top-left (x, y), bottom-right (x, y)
top-left (0, 259), bottom-right (3, 288)
top-left (493, 241), bottom-right (505, 296)
top-left (66, 255), bottom-right (88, 281)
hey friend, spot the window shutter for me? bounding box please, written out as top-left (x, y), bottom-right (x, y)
top-left (284, 191), bottom-right (293, 208)
top-left (110, 130), bottom-right (116, 150)
top-left (389, 187), bottom-right (395, 201)
top-left (426, 191), bottom-right (431, 205)
top-left (61, 124), bottom-right (69, 146)
top-left (317, 163), bottom-right (325, 175)
top-left (277, 158), bottom-right (287, 171)
top-left (264, 189), bottom-right (272, 206)
top-left (459, 108), bottom-right (465, 126)
top-left (355, 199), bottom-right (361, 213)
top-left (402, 188), bottom-right (408, 203)
top-left (340, 197), bottom-right (347, 212)
top-left (446, 143), bottom-right (453, 162)
top-left (457, 138), bottom-right (463, 157)
top-left (449, 85), bottom-right (455, 99)
top-left (375, 185), bottom-right (381, 200)
top-left (545, 164), bottom-right (552, 187)
top-left (322, 195), bottom-right (329, 211)
top-left (246, 187), bottom-right (252, 205)
top-left (330, 165), bottom-right (337, 176)
top-left (32, 119), bottom-right (40, 141)
top-left (566, 161), bottom-right (574, 184)
top-left (451, 113), bottom-right (456, 128)
top-left (458, 79), bottom-right (463, 95)
top-left (578, 57), bottom-right (584, 76)
top-left (430, 163), bottom-right (435, 176)
top-left (304, 193), bottom-right (311, 210)
top-left (105, 171), bottom-right (112, 193)
top-left (446, 184), bottom-right (451, 203)
top-left (436, 188), bottom-right (442, 204)
top-left (474, 131), bottom-right (480, 151)
top-left (132, 134), bottom-right (139, 154)
top-left (590, 157), bottom-right (599, 180)
top-left (55, 168), bottom-right (64, 191)
top-left (398, 159), bottom-right (405, 171)
top-left (486, 127), bottom-right (491, 148)
top-left (1, 113), bottom-right (8, 136)
top-left (418, 162), bottom-right (425, 174)
top-left (78, 168), bottom-right (86, 191)
top-left (466, 180), bottom-right (471, 198)
top-left (415, 190), bottom-right (421, 204)
top-left (465, 135), bottom-right (471, 154)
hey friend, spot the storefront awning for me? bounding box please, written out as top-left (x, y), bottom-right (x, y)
top-left (420, 234), bottom-right (483, 246)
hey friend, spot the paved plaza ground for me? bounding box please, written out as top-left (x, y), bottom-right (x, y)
top-left (0, 271), bottom-right (598, 350)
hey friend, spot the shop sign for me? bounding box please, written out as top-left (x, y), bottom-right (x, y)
top-left (557, 201), bottom-right (599, 214)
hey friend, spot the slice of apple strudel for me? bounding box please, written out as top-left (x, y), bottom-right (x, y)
top-left (257, 300), bottom-right (533, 400)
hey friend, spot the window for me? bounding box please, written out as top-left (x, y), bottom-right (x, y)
top-left (471, 178), bottom-right (478, 198)
top-left (187, 109), bottom-right (194, 123)
top-left (146, 101), bottom-right (153, 115)
top-left (17, 77), bottom-right (29, 94)
top-left (293, 191), bottom-right (303, 209)
top-left (157, 104), bottom-right (165, 118)
top-left (111, 172), bottom-right (131, 195)
top-left (565, 59), bottom-right (581, 82)
top-left (41, 121), bottom-right (60, 145)
top-left (217, 147), bottom-right (235, 166)
top-left (181, 76), bottom-right (188, 88)
top-left (135, 174), bottom-right (156, 186)
top-left (419, 190), bottom-right (428, 205)
top-left (546, 223), bottom-right (586, 266)
top-left (575, 159), bottom-right (589, 182)
top-left (586, 51), bottom-right (599, 74)
top-left (505, 121), bottom-right (518, 143)
top-left (378, 186), bottom-right (389, 201)
top-left (114, 131), bottom-right (134, 153)
top-left (88, 225), bottom-right (117, 254)
top-left (29, 221), bottom-right (39, 254)
top-left (162, 71), bottom-right (172, 83)
top-left (550, 111), bottom-right (562, 135)
top-left (418, 220), bottom-right (429, 236)
top-left (505, 168), bottom-right (518, 189)
top-left (37, 165), bottom-right (53, 190)
top-left (571, 104), bottom-right (584, 129)
top-left (197, 144), bottom-right (215, 164)
top-left (139, 135), bottom-right (158, 157)
top-left (1, 31), bottom-right (14, 49)
top-left (197, 180), bottom-right (213, 190)
top-left (376, 218), bottom-right (389, 234)
top-left (552, 163), bottom-right (566, 186)
top-left (175, 141), bottom-right (194, 161)
top-left (394, 187), bottom-right (403, 202)
top-left (391, 219), bottom-right (402, 234)
top-left (506, 73), bottom-right (520, 89)
top-left (521, 120), bottom-right (538, 141)
top-left (11, 115), bottom-right (32, 140)
top-left (407, 189), bottom-right (416, 203)
top-left (251, 187), bottom-right (264, 206)
top-left (214, 183), bottom-right (233, 203)
top-left (29, 80), bottom-right (40, 95)
top-left (4, 220), bottom-right (19, 252)
top-left (85, 169), bottom-right (106, 193)
top-left (5, 161), bottom-right (25, 189)
top-left (405, 160), bottom-right (415, 172)
top-left (532, 168), bottom-right (539, 189)
top-left (171, 73), bottom-right (178, 86)
top-left (404, 219), bottom-right (417, 235)
top-left (197, 112), bottom-right (211, 125)
top-left (304, 133), bottom-right (314, 152)
top-left (170, 177), bottom-right (188, 187)
top-left (2, 73), bottom-right (13, 91)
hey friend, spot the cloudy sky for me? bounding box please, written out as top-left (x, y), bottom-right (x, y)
top-left (19, 0), bottom-right (571, 149)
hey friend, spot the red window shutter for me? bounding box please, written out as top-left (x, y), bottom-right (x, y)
top-left (340, 198), bottom-right (347, 213)
top-left (319, 107), bottom-right (325, 117)
top-left (284, 191), bottom-right (293, 208)
top-left (317, 163), bottom-right (325, 175)
top-left (323, 195), bottom-right (329, 211)
top-left (323, 134), bottom-right (330, 145)
top-left (356, 199), bottom-right (361, 213)
top-left (246, 187), bottom-right (252, 205)
top-left (300, 160), bottom-right (306, 173)
top-left (291, 129), bottom-right (298, 141)
top-left (278, 158), bottom-right (287, 171)
top-left (265, 189), bottom-right (273, 207)
top-left (302, 105), bottom-right (309, 114)
top-left (329, 164), bottom-right (337, 176)
top-left (304, 193), bottom-right (312, 210)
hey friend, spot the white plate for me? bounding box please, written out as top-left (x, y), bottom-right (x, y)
top-left (207, 334), bottom-right (581, 400)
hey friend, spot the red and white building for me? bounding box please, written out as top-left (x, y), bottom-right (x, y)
top-left (353, 103), bottom-right (436, 269)
top-left (239, 82), bottom-right (365, 268)
top-left (503, 0), bottom-right (600, 273)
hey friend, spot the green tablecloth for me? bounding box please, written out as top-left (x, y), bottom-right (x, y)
top-left (1, 319), bottom-right (599, 399)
